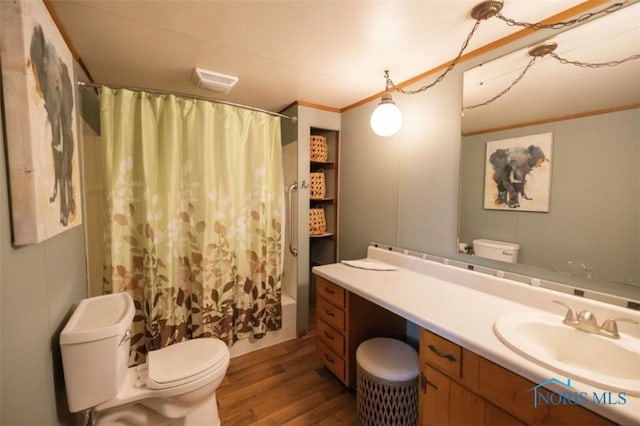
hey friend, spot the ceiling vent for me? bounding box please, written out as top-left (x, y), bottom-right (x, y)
top-left (191, 67), bottom-right (239, 94)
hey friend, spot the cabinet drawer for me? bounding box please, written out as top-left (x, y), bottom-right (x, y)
top-left (317, 319), bottom-right (345, 356)
top-left (420, 329), bottom-right (462, 379)
top-left (318, 341), bottom-right (346, 383)
top-left (316, 276), bottom-right (345, 308)
top-left (317, 297), bottom-right (345, 331)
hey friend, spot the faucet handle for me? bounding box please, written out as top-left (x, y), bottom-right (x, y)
top-left (600, 317), bottom-right (639, 339)
top-left (577, 310), bottom-right (598, 328)
top-left (552, 300), bottom-right (579, 324)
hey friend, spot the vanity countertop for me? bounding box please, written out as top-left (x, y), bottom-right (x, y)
top-left (312, 246), bottom-right (639, 425)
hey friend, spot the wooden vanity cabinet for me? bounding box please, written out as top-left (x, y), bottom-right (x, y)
top-left (419, 331), bottom-right (505, 426)
top-left (315, 275), bottom-right (406, 387)
top-left (418, 328), bottom-right (615, 426)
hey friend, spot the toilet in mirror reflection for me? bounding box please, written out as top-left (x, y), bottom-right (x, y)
top-left (473, 239), bottom-right (519, 263)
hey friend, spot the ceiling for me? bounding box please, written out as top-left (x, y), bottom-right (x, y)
top-left (49, 0), bottom-right (601, 113)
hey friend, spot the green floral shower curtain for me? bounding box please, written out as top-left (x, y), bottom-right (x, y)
top-left (100, 88), bottom-right (283, 364)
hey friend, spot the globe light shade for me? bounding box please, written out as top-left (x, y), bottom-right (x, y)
top-left (370, 93), bottom-right (402, 137)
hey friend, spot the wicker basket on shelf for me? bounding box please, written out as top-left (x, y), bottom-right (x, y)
top-left (310, 135), bottom-right (328, 162)
top-left (310, 171), bottom-right (326, 200)
top-left (309, 204), bottom-right (326, 235)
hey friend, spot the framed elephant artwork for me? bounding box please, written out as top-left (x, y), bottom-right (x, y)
top-left (483, 133), bottom-right (552, 212)
top-left (1, 0), bottom-right (82, 245)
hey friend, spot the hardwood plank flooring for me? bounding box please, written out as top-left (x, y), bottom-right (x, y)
top-left (218, 313), bottom-right (356, 425)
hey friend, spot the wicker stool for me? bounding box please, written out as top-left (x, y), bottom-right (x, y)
top-left (356, 337), bottom-right (419, 426)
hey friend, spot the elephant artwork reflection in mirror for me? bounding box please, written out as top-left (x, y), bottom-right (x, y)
top-left (489, 144), bottom-right (547, 209)
top-left (483, 133), bottom-right (552, 213)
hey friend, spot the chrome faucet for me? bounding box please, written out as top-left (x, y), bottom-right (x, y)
top-left (552, 300), bottom-right (638, 339)
top-left (600, 317), bottom-right (639, 339)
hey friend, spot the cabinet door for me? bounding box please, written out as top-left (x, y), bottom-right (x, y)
top-left (534, 402), bottom-right (615, 425)
top-left (477, 358), bottom-right (535, 424)
top-left (485, 402), bottom-right (525, 426)
top-left (420, 365), bottom-right (451, 426)
top-left (449, 381), bottom-right (485, 425)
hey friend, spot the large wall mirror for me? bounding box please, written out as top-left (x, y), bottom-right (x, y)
top-left (458, 1), bottom-right (639, 302)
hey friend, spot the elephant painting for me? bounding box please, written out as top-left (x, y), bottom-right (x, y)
top-left (489, 145), bottom-right (547, 208)
top-left (484, 134), bottom-right (552, 212)
top-left (29, 24), bottom-right (76, 226)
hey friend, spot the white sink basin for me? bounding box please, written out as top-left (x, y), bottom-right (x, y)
top-left (494, 312), bottom-right (640, 396)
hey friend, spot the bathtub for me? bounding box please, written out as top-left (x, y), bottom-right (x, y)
top-left (229, 293), bottom-right (297, 358)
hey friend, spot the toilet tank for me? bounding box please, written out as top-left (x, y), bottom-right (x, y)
top-left (60, 293), bottom-right (135, 413)
top-left (473, 239), bottom-right (520, 263)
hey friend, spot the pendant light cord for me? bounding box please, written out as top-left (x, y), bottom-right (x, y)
top-left (495, 2), bottom-right (625, 30)
top-left (386, 19), bottom-right (482, 95)
top-left (463, 56), bottom-right (537, 111)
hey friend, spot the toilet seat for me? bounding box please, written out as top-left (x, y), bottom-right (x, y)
top-left (95, 337), bottom-right (230, 413)
top-left (147, 338), bottom-right (228, 390)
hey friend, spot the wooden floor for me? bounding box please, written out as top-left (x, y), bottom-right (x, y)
top-left (217, 313), bottom-right (356, 425)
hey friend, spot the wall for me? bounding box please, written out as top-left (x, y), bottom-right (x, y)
top-left (0, 111), bottom-right (88, 426)
top-left (339, 68), bottom-right (465, 262)
top-left (340, 71), bottom-right (465, 346)
top-left (0, 63), bottom-right (88, 426)
top-left (460, 109), bottom-right (639, 287)
top-left (338, 103), bottom-right (401, 260)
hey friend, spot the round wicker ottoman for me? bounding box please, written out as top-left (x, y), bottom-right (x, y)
top-left (356, 337), bottom-right (419, 426)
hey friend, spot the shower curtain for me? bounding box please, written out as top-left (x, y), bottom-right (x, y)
top-left (100, 87), bottom-right (283, 364)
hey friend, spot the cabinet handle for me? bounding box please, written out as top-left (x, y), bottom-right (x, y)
top-left (324, 353), bottom-right (335, 364)
top-left (324, 331), bottom-right (335, 340)
top-left (420, 372), bottom-right (438, 392)
top-left (324, 308), bottom-right (335, 318)
top-left (324, 287), bottom-right (336, 295)
top-left (428, 344), bottom-right (457, 362)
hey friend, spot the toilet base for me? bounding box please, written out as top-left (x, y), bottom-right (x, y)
top-left (94, 403), bottom-right (175, 426)
top-left (94, 394), bottom-right (220, 426)
top-left (183, 393), bottom-right (220, 426)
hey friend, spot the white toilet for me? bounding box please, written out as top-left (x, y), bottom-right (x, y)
top-left (472, 239), bottom-right (520, 263)
top-left (59, 293), bottom-right (230, 425)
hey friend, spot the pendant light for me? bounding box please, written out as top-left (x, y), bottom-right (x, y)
top-left (370, 72), bottom-right (402, 137)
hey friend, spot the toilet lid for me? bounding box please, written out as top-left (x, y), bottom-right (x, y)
top-left (147, 338), bottom-right (229, 390)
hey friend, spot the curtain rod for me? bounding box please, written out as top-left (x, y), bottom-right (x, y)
top-left (77, 81), bottom-right (297, 123)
